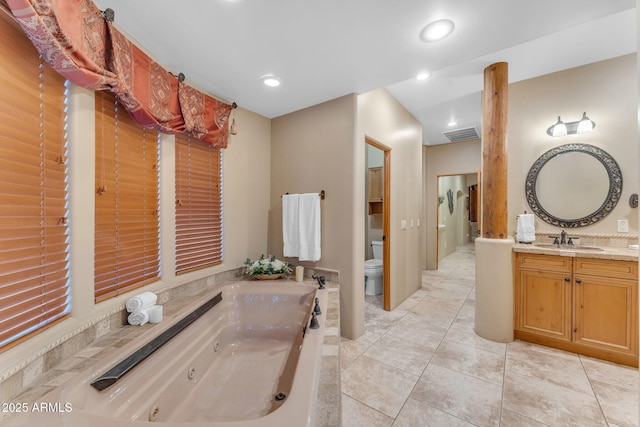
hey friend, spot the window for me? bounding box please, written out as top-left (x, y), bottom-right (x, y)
top-left (175, 133), bottom-right (223, 274)
top-left (0, 12), bottom-right (70, 350)
top-left (94, 91), bottom-right (160, 302)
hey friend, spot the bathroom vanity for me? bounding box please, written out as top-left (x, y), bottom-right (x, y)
top-left (513, 245), bottom-right (638, 367)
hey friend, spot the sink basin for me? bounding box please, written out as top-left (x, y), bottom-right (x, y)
top-left (533, 243), bottom-right (604, 252)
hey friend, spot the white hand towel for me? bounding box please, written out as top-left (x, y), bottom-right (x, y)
top-left (516, 214), bottom-right (536, 243)
top-left (282, 194), bottom-right (300, 257)
top-left (127, 307), bottom-right (152, 326)
top-left (125, 291), bottom-right (157, 313)
top-left (298, 193), bottom-right (321, 261)
top-left (148, 305), bottom-right (163, 324)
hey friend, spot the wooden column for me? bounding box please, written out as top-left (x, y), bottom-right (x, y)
top-left (481, 62), bottom-right (508, 239)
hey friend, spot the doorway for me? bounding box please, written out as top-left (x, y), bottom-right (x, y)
top-left (436, 173), bottom-right (477, 267)
top-left (365, 137), bottom-right (390, 311)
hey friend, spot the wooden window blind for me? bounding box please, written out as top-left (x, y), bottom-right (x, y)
top-left (95, 91), bottom-right (160, 302)
top-left (0, 11), bottom-right (70, 351)
top-left (175, 133), bottom-right (223, 274)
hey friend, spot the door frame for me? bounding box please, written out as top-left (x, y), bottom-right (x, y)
top-left (435, 172), bottom-right (478, 270)
top-left (365, 137), bottom-right (391, 311)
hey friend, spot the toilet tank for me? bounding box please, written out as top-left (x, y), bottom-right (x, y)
top-left (371, 241), bottom-right (383, 259)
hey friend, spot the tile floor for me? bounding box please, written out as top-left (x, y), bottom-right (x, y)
top-left (341, 244), bottom-right (639, 426)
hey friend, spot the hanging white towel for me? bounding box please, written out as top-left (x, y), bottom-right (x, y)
top-left (282, 194), bottom-right (300, 257)
top-left (516, 214), bottom-right (536, 243)
top-left (125, 291), bottom-right (157, 313)
top-left (298, 193), bottom-right (321, 261)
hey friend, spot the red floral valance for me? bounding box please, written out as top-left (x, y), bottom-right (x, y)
top-left (6, 0), bottom-right (232, 147)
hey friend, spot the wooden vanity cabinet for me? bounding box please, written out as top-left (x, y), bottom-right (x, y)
top-left (514, 252), bottom-right (638, 367)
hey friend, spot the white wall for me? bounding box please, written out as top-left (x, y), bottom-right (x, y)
top-left (357, 89), bottom-right (424, 311)
top-left (270, 89), bottom-right (423, 339)
top-left (509, 54), bottom-right (638, 236)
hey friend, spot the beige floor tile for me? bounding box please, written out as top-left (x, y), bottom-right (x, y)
top-left (343, 246), bottom-right (638, 426)
top-left (342, 355), bottom-right (419, 418)
top-left (341, 393), bottom-right (394, 427)
top-left (503, 371), bottom-right (607, 426)
top-left (411, 364), bottom-right (502, 426)
top-left (500, 409), bottom-right (549, 426)
top-left (340, 337), bottom-right (371, 371)
top-left (364, 334), bottom-right (435, 376)
top-left (580, 355), bottom-right (640, 391)
top-left (421, 279), bottom-right (472, 301)
top-left (444, 317), bottom-right (507, 355)
top-left (392, 398), bottom-right (474, 427)
top-left (506, 339), bottom-right (593, 395)
top-left (453, 299), bottom-right (475, 323)
top-left (429, 340), bottom-right (505, 385)
top-left (409, 296), bottom-right (462, 329)
top-left (591, 380), bottom-right (639, 427)
top-left (386, 312), bottom-right (447, 348)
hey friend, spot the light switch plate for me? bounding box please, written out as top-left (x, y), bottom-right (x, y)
top-left (618, 219), bottom-right (629, 233)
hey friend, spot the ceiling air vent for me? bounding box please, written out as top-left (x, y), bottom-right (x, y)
top-left (442, 126), bottom-right (480, 143)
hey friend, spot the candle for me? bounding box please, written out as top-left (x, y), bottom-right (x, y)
top-left (295, 266), bottom-right (304, 282)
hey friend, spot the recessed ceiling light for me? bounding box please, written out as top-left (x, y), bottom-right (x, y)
top-left (420, 19), bottom-right (455, 42)
top-left (415, 72), bottom-right (431, 81)
top-left (262, 76), bottom-right (280, 87)
top-left (448, 120), bottom-right (458, 127)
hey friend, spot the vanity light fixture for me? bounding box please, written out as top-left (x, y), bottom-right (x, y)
top-left (420, 19), bottom-right (455, 42)
top-left (547, 112), bottom-right (595, 137)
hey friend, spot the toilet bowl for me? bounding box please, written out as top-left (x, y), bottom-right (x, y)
top-left (365, 241), bottom-right (383, 295)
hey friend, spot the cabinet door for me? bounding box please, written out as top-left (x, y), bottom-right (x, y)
top-left (367, 167), bottom-right (383, 201)
top-left (574, 275), bottom-right (638, 355)
top-left (515, 269), bottom-right (572, 341)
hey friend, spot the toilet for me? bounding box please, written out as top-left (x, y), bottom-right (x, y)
top-left (364, 240), bottom-right (383, 295)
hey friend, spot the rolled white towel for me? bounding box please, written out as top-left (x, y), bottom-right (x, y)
top-left (148, 305), bottom-right (163, 324)
top-left (127, 308), bottom-right (152, 326)
top-left (126, 291), bottom-right (157, 313)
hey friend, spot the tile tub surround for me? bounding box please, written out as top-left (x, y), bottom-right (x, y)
top-left (1, 273), bottom-right (341, 427)
top-left (341, 245), bottom-right (639, 426)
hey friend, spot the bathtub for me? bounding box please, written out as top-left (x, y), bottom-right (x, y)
top-left (6, 281), bottom-right (326, 427)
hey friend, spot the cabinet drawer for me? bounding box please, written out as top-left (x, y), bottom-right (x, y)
top-left (516, 253), bottom-right (572, 273)
top-left (574, 258), bottom-right (638, 281)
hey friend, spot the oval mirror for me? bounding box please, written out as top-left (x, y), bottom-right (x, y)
top-left (525, 143), bottom-right (622, 228)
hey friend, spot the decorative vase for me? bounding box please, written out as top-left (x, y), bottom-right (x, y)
top-left (252, 274), bottom-right (283, 280)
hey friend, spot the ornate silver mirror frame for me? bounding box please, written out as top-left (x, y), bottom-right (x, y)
top-left (525, 143), bottom-right (623, 228)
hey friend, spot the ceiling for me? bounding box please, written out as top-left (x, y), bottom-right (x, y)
top-left (92, 0), bottom-right (636, 145)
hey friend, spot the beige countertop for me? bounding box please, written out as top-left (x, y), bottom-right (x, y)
top-left (513, 242), bottom-right (639, 262)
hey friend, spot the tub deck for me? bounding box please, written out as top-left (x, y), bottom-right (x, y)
top-left (3, 279), bottom-right (338, 427)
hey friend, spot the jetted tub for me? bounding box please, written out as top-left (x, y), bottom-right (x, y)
top-left (6, 281), bottom-right (326, 427)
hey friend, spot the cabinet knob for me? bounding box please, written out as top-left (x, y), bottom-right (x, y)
top-left (575, 279), bottom-right (582, 284)
top-left (564, 277), bottom-right (570, 282)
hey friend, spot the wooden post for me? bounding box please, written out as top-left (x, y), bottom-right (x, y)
top-left (481, 62), bottom-right (508, 239)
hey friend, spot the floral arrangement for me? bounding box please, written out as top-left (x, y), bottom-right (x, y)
top-left (244, 255), bottom-right (292, 276)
